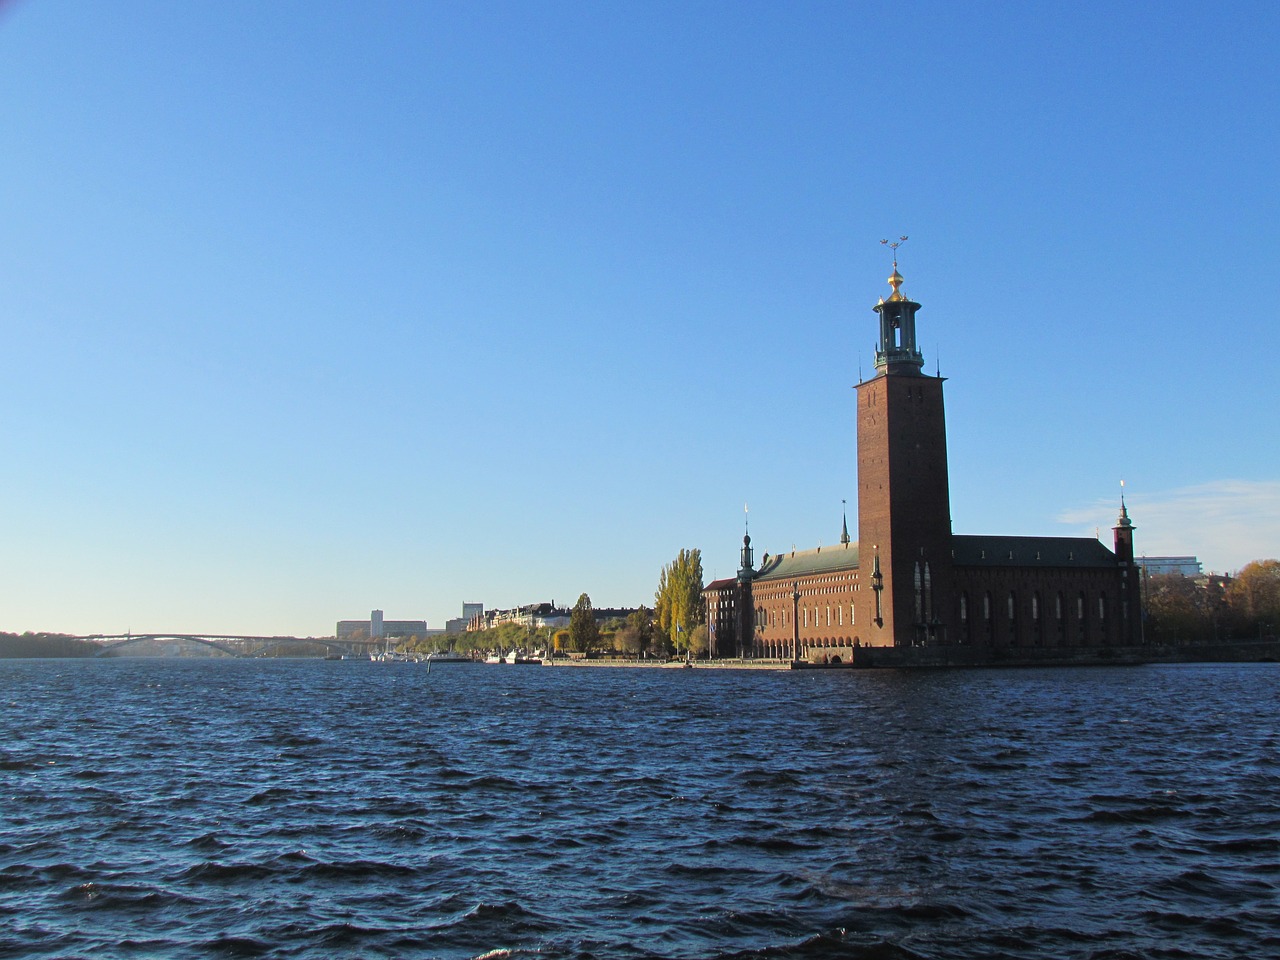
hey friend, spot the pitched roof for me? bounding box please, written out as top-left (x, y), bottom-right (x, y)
top-left (753, 542), bottom-right (860, 581)
top-left (952, 534), bottom-right (1116, 568)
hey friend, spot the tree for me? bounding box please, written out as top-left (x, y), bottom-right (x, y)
top-left (688, 623), bottom-right (710, 658)
top-left (569, 593), bottom-right (601, 654)
top-left (1226, 560), bottom-right (1280, 636)
top-left (620, 606), bottom-right (655, 659)
top-left (1144, 573), bottom-right (1215, 644)
top-left (655, 548), bottom-right (705, 653)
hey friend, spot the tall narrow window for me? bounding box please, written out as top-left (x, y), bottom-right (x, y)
top-left (924, 562), bottom-right (933, 620)
top-left (914, 563), bottom-right (923, 622)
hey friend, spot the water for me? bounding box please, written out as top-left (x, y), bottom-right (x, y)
top-left (2, 659), bottom-right (1279, 959)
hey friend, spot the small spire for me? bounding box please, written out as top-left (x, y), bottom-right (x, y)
top-left (840, 499), bottom-right (850, 544)
top-left (1116, 480), bottom-right (1133, 528)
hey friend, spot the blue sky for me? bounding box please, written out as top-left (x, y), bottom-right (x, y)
top-left (2, 1), bottom-right (1277, 636)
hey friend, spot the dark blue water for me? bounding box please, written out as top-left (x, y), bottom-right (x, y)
top-left (2, 659), bottom-right (1279, 959)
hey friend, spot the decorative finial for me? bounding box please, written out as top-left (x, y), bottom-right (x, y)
top-left (879, 236), bottom-right (908, 300)
top-left (879, 235), bottom-right (909, 267)
top-left (840, 499), bottom-right (850, 545)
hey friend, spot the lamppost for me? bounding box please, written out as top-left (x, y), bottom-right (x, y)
top-left (871, 553), bottom-right (885, 627)
top-left (792, 581), bottom-right (801, 664)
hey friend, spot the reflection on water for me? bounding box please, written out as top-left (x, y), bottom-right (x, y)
top-left (2, 660), bottom-right (1278, 959)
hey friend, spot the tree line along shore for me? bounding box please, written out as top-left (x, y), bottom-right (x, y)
top-left (6, 557), bottom-right (1277, 660)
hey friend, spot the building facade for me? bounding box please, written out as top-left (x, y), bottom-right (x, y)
top-left (1137, 556), bottom-right (1203, 577)
top-left (336, 611), bottom-right (431, 640)
top-left (705, 262), bottom-right (1143, 660)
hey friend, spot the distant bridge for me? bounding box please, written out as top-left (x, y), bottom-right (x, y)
top-left (75, 634), bottom-right (381, 658)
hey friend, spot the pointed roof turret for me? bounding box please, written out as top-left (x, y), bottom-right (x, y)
top-left (1112, 482), bottom-right (1136, 564)
top-left (840, 499), bottom-right (851, 545)
top-left (1114, 481), bottom-right (1134, 530)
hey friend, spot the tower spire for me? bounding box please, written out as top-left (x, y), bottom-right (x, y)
top-left (1113, 481), bottom-right (1135, 563)
top-left (840, 499), bottom-right (850, 545)
top-left (739, 503), bottom-right (754, 574)
top-left (873, 236), bottom-right (924, 374)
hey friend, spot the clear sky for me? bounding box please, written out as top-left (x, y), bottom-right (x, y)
top-left (2, 1), bottom-right (1278, 637)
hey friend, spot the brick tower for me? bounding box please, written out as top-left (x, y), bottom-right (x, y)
top-left (855, 252), bottom-right (954, 645)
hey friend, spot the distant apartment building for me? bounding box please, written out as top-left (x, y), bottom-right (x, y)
top-left (336, 609), bottom-right (431, 640)
top-left (1137, 557), bottom-right (1204, 577)
top-left (465, 602), bottom-right (639, 631)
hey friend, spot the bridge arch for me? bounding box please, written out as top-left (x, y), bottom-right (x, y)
top-left (93, 635), bottom-right (243, 658)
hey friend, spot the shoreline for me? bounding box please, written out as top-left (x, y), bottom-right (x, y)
top-left (540, 657), bottom-right (789, 670)
top-left (536, 639), bottom-right (1280, 671)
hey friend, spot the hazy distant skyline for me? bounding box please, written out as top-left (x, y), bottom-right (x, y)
top-left (3, 1), bottom-right (1277, 636)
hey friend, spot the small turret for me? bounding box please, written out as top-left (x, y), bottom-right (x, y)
top-left (738, 505), bottom-right (754, 577)
top-left (1113, 485), bottom-right (1135, 564)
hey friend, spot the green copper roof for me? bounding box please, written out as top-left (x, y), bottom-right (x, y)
top-left (754, 542), bottom-right (860, 581)
top-left (952, 535), bottom-right (1116, 568)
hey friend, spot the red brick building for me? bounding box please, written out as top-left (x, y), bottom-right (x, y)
top-left (705, 262), bottom-right (1142, 661)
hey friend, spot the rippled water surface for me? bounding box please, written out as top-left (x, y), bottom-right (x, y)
top-left (3, 659), bottom-right (1279, 959)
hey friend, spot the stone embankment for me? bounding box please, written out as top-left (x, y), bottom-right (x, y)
top-left (540, 641), bottom-right (1280, 671)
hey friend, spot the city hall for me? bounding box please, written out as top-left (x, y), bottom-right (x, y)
top-left (704, 256), bottom-right (1142, 662)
